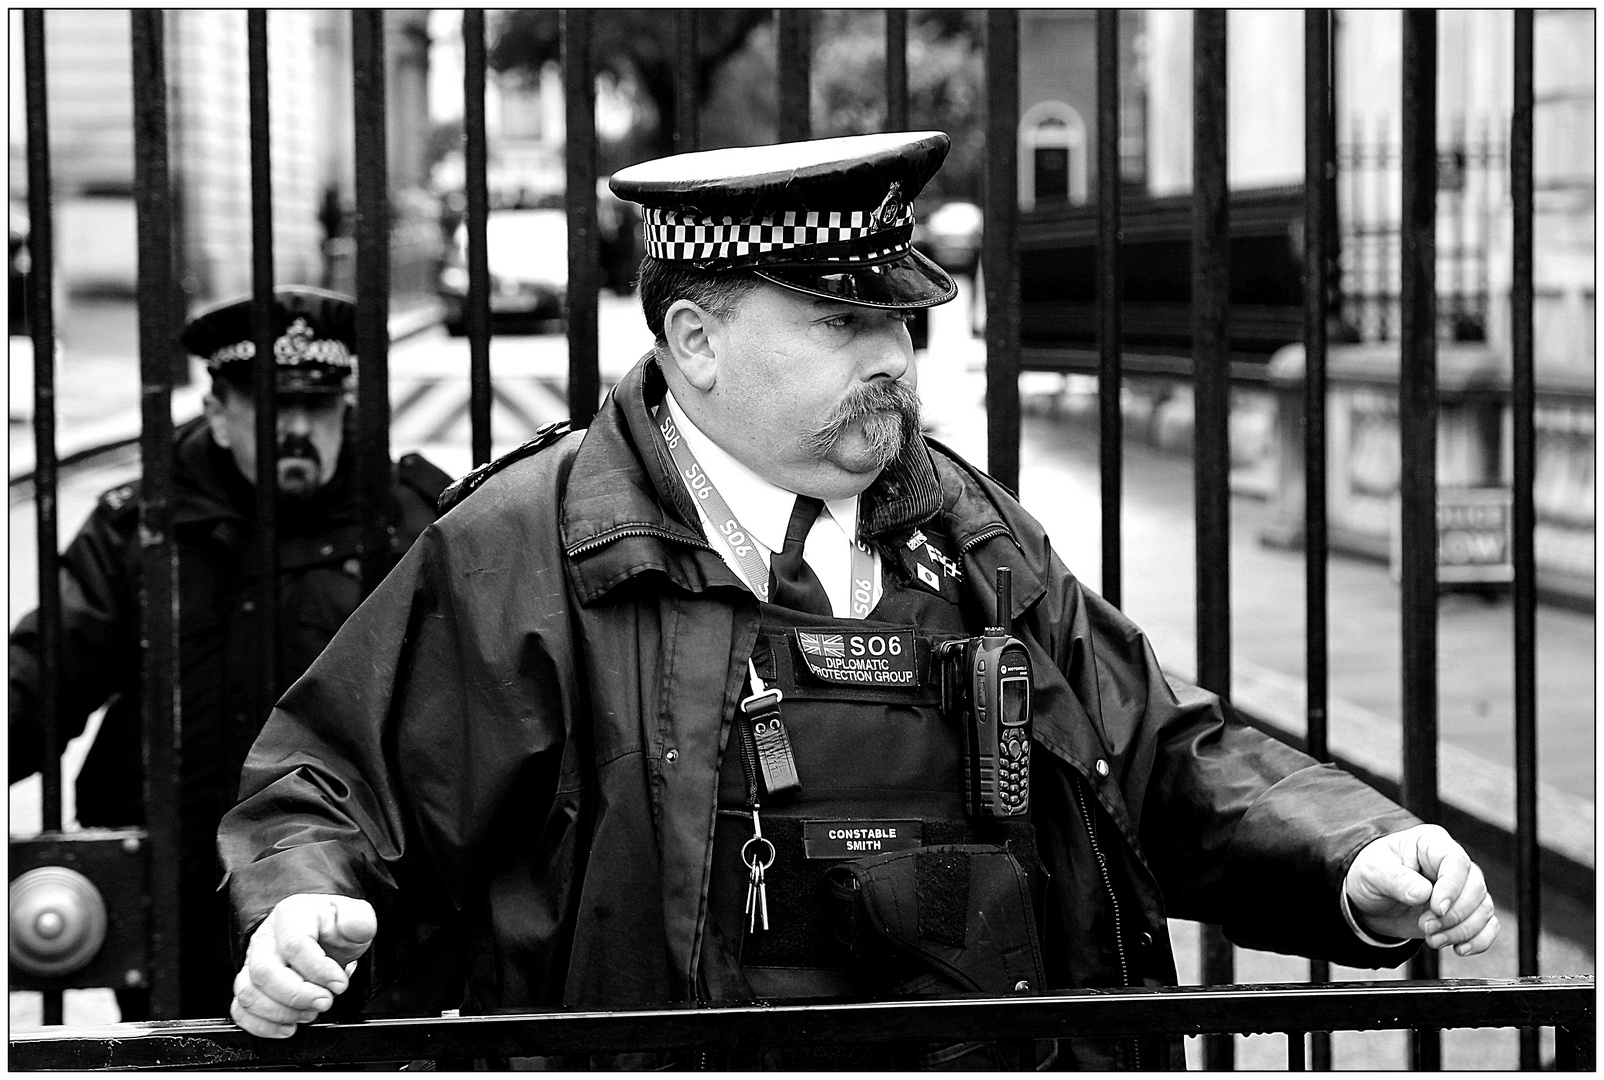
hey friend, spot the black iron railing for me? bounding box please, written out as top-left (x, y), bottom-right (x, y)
top-left (9, 979), bottom-right (1594, 1071)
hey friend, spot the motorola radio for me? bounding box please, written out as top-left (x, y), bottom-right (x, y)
top-left (939, 566), bottom-right (1033, 817)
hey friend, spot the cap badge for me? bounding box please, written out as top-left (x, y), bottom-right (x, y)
top-left (274, 318), bottom-right (318, 366)
top-left (872, 182), bottom-right (906, 231)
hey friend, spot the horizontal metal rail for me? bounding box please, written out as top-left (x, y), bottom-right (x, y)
top-left (9, 978), bottom-right (1593, 1070)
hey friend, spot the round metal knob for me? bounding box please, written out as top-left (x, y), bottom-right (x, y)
top-left (9, 867), bottom-right (108, 978)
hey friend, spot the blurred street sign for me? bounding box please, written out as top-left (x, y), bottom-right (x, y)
top-left (1390, 486), bottom-right (1515, 585)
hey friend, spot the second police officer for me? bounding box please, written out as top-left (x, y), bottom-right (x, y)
top-left (10, 287), bottom-right (450, 1018)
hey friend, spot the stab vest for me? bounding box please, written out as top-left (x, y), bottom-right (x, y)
top-left (695, 551), bottom-right (1054, 1070)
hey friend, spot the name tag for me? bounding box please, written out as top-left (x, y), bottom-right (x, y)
top-left (802, 819), bottom-right (923, 859)
top-left (794, 629), bottom-right (919, 687)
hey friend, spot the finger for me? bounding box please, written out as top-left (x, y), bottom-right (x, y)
top-left (234, 965), bottom-right (319, 1023)
top-left (234, 976), bottom-right (324, 1025)
top-left (1454, 913), bottom-right (1502, 957)
top-left (1422, 865), bottom-right (1489, 936)
top-left (245, 935), bottom-right (337, 1013)
top-left (278, 925), bottom-right (352, 996)
top-left (1362, 858), bottom-right (1433, 909)
top-left (325, 898), bottom-right (378, 954)
top-left (230, 995), bottom-right (298, 1040)
top-left (1415, 832), bottom-right (1472, 917)
top-left (1426, 894), bottom-right (1495, 949)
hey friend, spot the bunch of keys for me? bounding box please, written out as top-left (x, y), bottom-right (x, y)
top-left (742, 807), bottom-right (776, 932)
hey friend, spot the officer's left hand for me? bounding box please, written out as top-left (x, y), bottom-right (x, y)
top-left (1344, 824), bottom-right (1500, 955)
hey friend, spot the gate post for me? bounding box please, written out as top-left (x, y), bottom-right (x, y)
top-left (562, 9), bottom-right (600, 428)
top-left (1399, 10), bottom-right (1442, 1067)
top-left (351, 9), bottom-right (394, 596)
top-left (982, 10), bottom-right (1020, 494)
top-left (130, 7), bottom-right (183, 1020)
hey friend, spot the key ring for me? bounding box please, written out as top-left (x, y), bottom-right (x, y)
top-left (741, 835), bottom-right (775, 870)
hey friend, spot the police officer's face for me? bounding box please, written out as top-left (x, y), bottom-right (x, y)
top-left (204, 386), bottom-right (348, 500)
top-left (678, 283), bottom-right (919, 500)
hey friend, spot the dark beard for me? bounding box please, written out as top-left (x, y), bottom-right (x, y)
top-left (275, 433), bottom-right (323, 501)
top-left (799, 378), bottom-right (922, 470)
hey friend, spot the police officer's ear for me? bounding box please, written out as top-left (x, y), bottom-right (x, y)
top-left (662, 299), bottom-right (720, 393)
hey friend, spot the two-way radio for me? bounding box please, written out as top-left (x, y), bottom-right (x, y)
top-left (939, 566), bottom-right (1033, 817)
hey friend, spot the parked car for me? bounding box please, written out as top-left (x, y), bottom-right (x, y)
top-left (440, 207), bottom-right (568, 334)
top-left (913, 200), bottom-right (983, 277)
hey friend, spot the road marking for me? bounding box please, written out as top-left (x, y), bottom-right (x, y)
top-left (390, 377), bottom-right (569, 449)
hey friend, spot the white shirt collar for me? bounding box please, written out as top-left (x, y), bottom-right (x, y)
top-left (661, 388), bottom-right (859, 555)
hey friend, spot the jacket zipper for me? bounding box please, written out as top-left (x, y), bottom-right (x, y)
top-left (565, 524), bottom-right (715, 559)
top-left (693, 718), bottom-right (764, 1071)
top-left (1073, 777), bottom-right (1140, 1068)
top-left (736, 716), bottom-right (762, 813)
top-left (958, 523), bottom-right (1013, 555)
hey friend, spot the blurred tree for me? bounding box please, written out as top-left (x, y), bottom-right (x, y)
top-left (811, 10), bottom-right (984, 204)
top-left (490, 9), bottom-right (770, 170)
top-left (490, 9), bottom-right (983, 203)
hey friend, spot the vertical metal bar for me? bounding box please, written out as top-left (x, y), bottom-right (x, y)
top-left (982, 10), bottom-right (1020, 494)
top-left (23, 8), bottom-right (62, 835)
top-left (1287, 1031), bottom-right (1306, 1070)
top-left (884, 10), bottom-right (908, 132)
top-left (563, 10), bottom-right (600, 427)
top-left (776, 10), bottom-right (812, 142)
top-left (351, 10), bottom-right (392, 596)
top-left (24, 12), bottom-right (65, 1027)
top-left (1304, 10), bottom-right (1335, 1070)
top-left (1192, 12), bottom-right (1234, 1070)
top-left (130, 7), bottom-right (182, 1021)
top-left (1400, 11), bottom-right (1441, 1068)
top-left (1096, 9), bottom-right (1123, 609)
top-left (463, 9), bottom-right (492, 466)
top-left (1323, 15), bottom-right (1344, 345)
top-left (1509, 10), bottom-right (1541, 1071)
top-left (673, 11), bottom-right (700, 153)
top-left (247, 10), bottom-right (281, 736)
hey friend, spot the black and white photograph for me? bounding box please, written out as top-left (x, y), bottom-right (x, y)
top-left (7, 8), bottom-right (1594, 1070)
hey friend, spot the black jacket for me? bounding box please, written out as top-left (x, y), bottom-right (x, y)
top-left (222, 358), bottom-right (1418, 1066)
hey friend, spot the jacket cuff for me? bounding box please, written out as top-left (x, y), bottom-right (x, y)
top-left (223, 841), bottom-right (376, 940)
top-left (1220, 763), bottom-right (1424, 968)
top-left (1339, 887), bottom-right (1412, 949)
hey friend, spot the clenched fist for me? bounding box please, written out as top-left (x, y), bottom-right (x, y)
top-left (230, 893), bottom-right (377, 1038)
top-left (1344, 824), bottom-right (1499, 956)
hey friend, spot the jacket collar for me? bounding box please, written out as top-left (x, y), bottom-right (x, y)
top-left (562, 354), bottom-right (948, 605)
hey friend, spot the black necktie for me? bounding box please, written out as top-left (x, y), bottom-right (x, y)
top-left (768, 496), bottom-right (832, 615)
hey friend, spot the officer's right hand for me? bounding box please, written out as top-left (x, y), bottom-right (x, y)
top-left (230, 893), bottom-right (377, 1038)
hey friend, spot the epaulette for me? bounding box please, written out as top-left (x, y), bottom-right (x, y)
top-left (97, 481), bottom-right (141, 522)
top-left (437, 420), bottom-right (572, 514)
top-left (397, 452), bottom-right (452, 508)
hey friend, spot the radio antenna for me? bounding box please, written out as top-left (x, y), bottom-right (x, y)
top-left (990, 566), bottom-right (1011, 635)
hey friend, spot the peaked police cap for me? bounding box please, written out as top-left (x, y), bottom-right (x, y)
top-left (181, 285), bottom-right (357, 394)
top-left (609, 131), bottom-right (958, 309)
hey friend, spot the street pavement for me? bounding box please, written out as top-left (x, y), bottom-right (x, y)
top-left (7, 287), bottom-right (1595, 1065)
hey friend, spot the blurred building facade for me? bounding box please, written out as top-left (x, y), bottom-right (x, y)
top-left (1018, 10), bottom-right (1595, 602)
top-left (9, 9), bottom-right (438, 315)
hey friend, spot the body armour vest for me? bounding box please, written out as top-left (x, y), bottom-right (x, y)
top-left (696, 549), bottom-right (1054, 1070)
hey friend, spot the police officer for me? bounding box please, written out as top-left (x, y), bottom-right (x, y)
top-left (220, 137), bottom-right (1497, 1068)
top-left (9, 286), bottom-right (450, 1019)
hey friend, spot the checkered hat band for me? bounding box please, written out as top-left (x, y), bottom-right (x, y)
top-left (643, 205), bottom-right (915, 263)
top-left (208, 337), bottom-right (353, 370)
